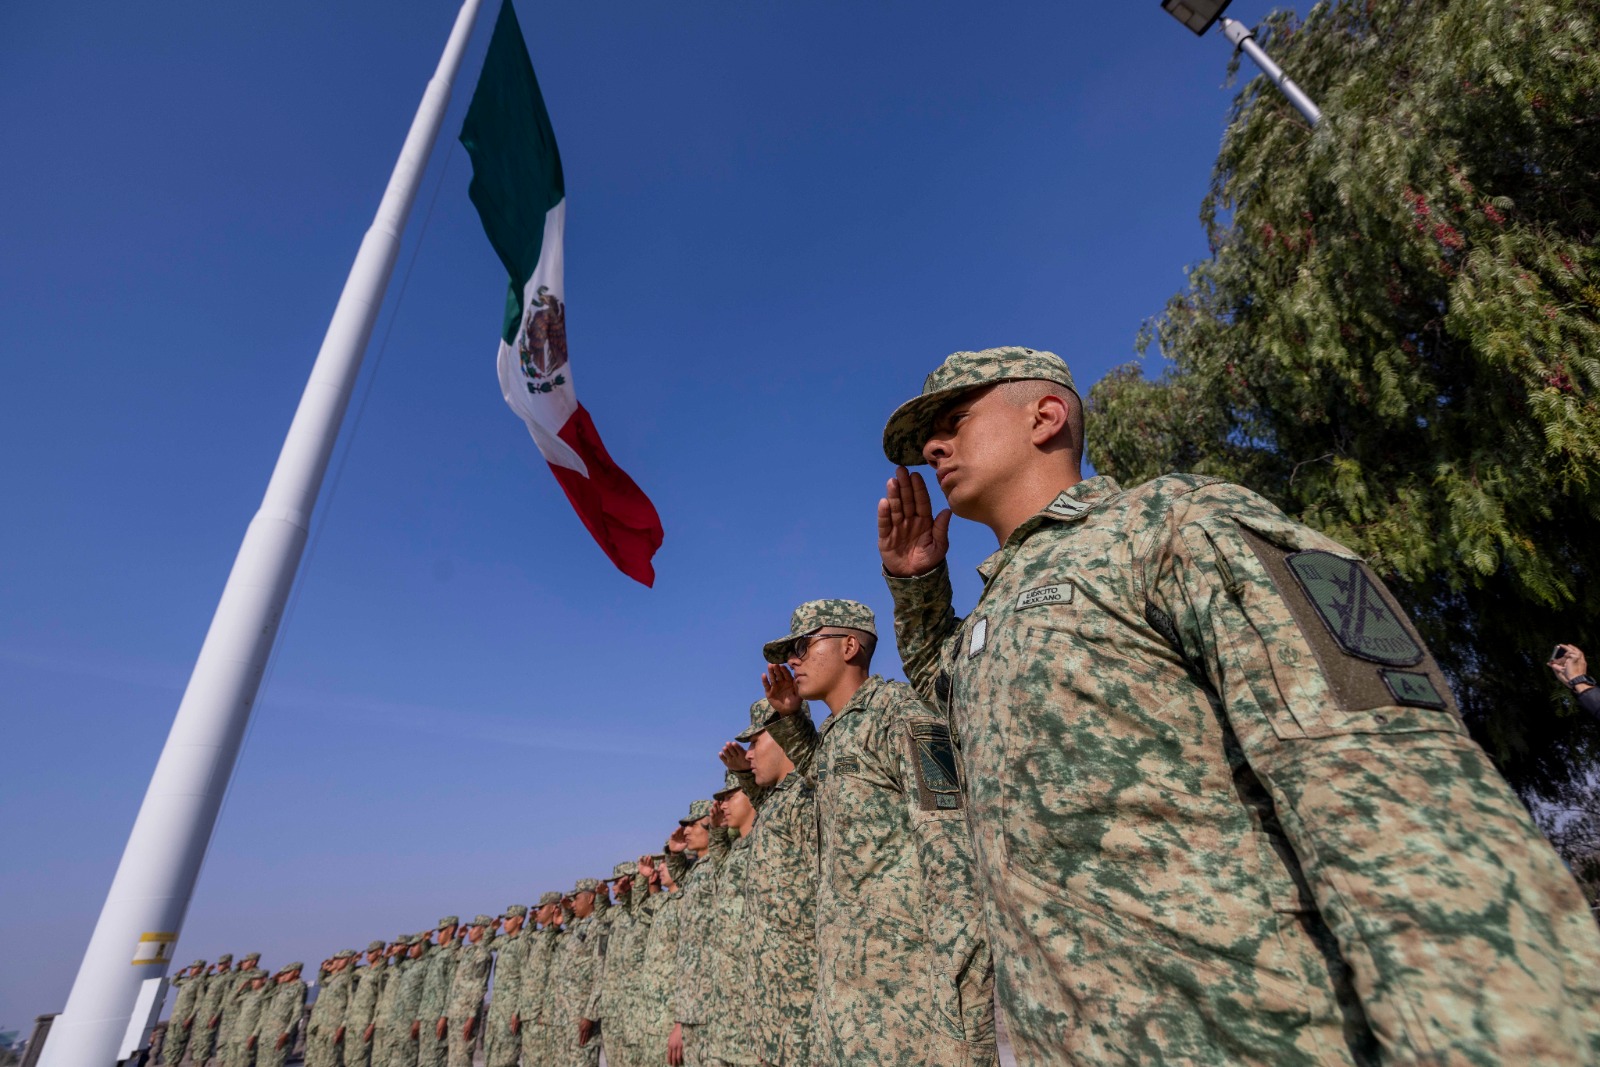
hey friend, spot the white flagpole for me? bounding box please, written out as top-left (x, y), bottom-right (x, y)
top-left (41, 1), bottom-right (487, 1062)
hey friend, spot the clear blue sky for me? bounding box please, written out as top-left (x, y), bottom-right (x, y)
top-left (0, 0), bottom-right (1285, 1025)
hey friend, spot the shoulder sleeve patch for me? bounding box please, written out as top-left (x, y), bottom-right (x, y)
top-left (909, 721), bottom-right (963, 811)
top-left (1285, 550), bottom-right (1424, 666)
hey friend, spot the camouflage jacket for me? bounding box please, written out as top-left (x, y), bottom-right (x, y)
top-left (550, 917), bottom-right (599, 1029)
top-left (518, 925), bottom-right (563, 1026)
top-left (671, 849), bottom-right (719, 1026)
top-left (634, 887), bottom-right (684, 1050)
top-left (231, 984), bottom-right (270, 1042)
top-left (772, 678), bottom-right (995, 1065)
top-left (703, 829), bottom-right (758, 1065)
top-left (889, 473), bottom-right (1600, 1066)
top-left (417, 941), bottom-right (458, 1024)
top-left (446, 938), bottom-right (493, 1021)
top-left (343, 963), bottom-right (385, 1039)
top-left (393, 952), bottom-right (431, 1032)
top-left (484, 930), bottom-right (524, 1032)
top-left (170, 973), bottom-right (202, 1028)
top-left (308, 967), bottom-right (354, 1039)
top-left (197, 969), bottom-right (234, 1026)
top-left (591, 880), bottom-right (651, 1035)
top-left (376, 957), bottom-right (414, 1038)
top-left (261, 979), bottom-right (307, 1042)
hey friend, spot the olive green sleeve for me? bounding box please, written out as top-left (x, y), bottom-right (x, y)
top-left (767, 705), bottom-right (820, 775)
top-left (1152, 494), bottom-right (1600, 1064)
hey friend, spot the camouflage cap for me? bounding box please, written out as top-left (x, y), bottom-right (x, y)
top-left (333, 949), bottom-right (357, 959)
top-left (216, 954), bottom-right (234, 964)
top-left (280, 962), bottom-right (304, 973)
top-left (191, 959), bottom-right (208, 968)
top-left (882, 346), bottom-right (1078, 466)
top-left (612, 860), bottom-right (637, 879)
top-left (538, 891), bottom-right (562, 907)
top-left (437, 916), bottom-right (459, 930)
top-left (713, 770), bottom-right (742, 799)
top-left (240, 952), bottom-right (261, 963)
top-left (573, 877), bottom-right (601, 894)
top-left (761, 599), bottom-right (876, 663)
top-left (470, 914), bottom-right (495, 927)
top-left (367, 940), bottom-right (386, 952)
top-left (502, 904), bottom-right (528, 918)
top-left (735, 698), bottom-right (776, 743)
top-left (678, 798), bottom-right (712, 826)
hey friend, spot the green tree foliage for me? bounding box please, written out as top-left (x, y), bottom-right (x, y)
top-left (1090, 0), bottom-right (1600, 834)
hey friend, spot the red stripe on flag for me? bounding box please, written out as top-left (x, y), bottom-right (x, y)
top-left (548, 404), bottom-right (664, 586)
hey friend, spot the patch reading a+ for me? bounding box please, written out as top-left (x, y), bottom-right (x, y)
top-left (1017, 583), bottom-right (1072, 609)
top-left (1380, 669), bottom-right (1448, 710)
top-left (1286, 551), bottom-right (1424, 666)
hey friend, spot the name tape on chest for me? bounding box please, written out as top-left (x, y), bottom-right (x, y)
top-left (1017, 583), bottom-right (1073, 609)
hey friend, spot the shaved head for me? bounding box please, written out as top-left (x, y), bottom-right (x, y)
top-left (997, 380), bottom-right (1084, 459)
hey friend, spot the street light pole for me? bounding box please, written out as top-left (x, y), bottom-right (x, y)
top-left (1159, 0), bottom-right (1324, 127)
top-left (1220, 17), bottom-right (1323, 126)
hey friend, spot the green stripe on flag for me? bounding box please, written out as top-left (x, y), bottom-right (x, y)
top-left (459, 0), bottom-right (565, 343)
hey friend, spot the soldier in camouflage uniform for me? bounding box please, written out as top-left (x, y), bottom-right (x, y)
top-left (218, 953), bottom-right (266, 1059)
top-left (220, 971), bottom-right (270, 1067)
top-left (445, 917), bottom-right (494, 1067)
top-left (701, 772), bottom-right (758, 1067)
top-left (636, 846), bottom-right (686, 1066)
top-left (369, 939), bottom-right (409, 1067)
top-left (192, 953), bottom-right (235, 1064)
top-left (551, 881), bottom-right (604, 1067)
top-left (668, 798), bottom-right (717, 1067)
top-left (342, 942), bottom-right (390, 1067)
top-left (877, 346), bottom-right (1600, 1065)
top-left (416, 917), bottom-right (460, 1067)
top-left (590, 861), bottom-right (652, 1067)
top-left (721, 701), bottom-right (820, 1067)
top-left (484, 907), bottom-right (526, 1067)
top-left (307, 950), bottom-right (357, 1067)
top-left (761, 600), bottom-right (997, 1066)
top-left (163, 960), bottom-right (207, 1067)
top-left (390, 935), bottom-right (432, 1067)
top-left (255, 963), bottom-right (308, 1067)
top-left (518, 893), bottom-right (565, 1066)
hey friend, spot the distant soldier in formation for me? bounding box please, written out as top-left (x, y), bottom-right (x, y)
top-left (193, 953), bottom-right (235, 1064)
top-left (218, 953), bottom-right (266, 1059)
top-left (637, 845), bottom-right (686, 1066)
top-left (591, 861), bottom-right (650, 1067)
top-left (371, 939), bottom-right (410, 1067)
top-left (552, 881), bottom-right (604, 1067)
top-left (221, 970), bottom-right (270, 1067)
top-left (255, 963), bottom-right (307, 1067)
top-left (445, 916), bottom-right (494, 1067)
top-left (307, 949), bottom-right (357, 1067)
top-left (517, 893), bottom-right (564, 1065)
top-left (668, 798), bottom-right (716, 1067)
top-left (762, 599), bottom-right (998, 1065)
top-left (417, 917), bottom-right (460, 1067)
top-left (702, 752), bottom-right (758, 1067)
top-left (163, 960), bottom-right (207, 1067)
top-left (483, 906), bottom-right (526, 1067)
top-left (723, 699), bottom-right (818, 1067)
top-left (343, 941), bottom-right (390, 1067)
top-left (393, 935), bottom-right (432, 1067)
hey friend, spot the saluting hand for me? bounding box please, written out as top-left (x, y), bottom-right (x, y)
top-left (878, 466), bottom-right (951, 578)
top-left (761, 664), bottom-right (802, 716)
top-left (718, 742), bottom-right (750, 772)
top-left (666, 826), bottom-right (688, 853)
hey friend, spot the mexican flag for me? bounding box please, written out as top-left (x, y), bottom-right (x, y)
top-left (459, 0), bottom-right (664, 586)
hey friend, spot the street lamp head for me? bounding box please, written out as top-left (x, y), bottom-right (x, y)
top-left (1160, 0), bottom-right (1233, 35)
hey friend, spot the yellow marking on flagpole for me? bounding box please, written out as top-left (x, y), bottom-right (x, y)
top-left (131, 932), bottom-right (177, 965)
